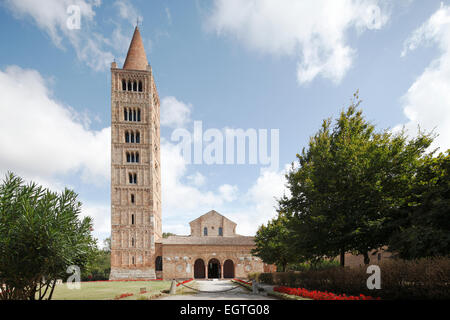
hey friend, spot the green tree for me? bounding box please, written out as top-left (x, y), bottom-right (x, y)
top-left (279, 93), bottom-right (434, 266)
top-left (251, 214), bottom-right (297, 272)
top-left (163, 232), bottom-right (176, 238)
top-left (82, 244), bottom-right (111, 281)
top-left (0, 173), bottom-right (96, 300)
top-left (388, 151), bottom-right (450, 259)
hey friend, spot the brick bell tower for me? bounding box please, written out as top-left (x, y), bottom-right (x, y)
top-left (109, 26), bottom-right (162, 280)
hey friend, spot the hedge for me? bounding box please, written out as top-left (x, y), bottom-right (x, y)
top-left (249, 257), bottom-right (450, 300)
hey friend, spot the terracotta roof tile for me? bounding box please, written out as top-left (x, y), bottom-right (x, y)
top-left (123, 27), bottom-right (149, 71)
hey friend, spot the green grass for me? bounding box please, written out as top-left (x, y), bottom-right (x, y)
top-left (50, 281), bottom-right (172, 300)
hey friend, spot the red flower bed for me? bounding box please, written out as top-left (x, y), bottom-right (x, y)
top-left (233, 279), bottom-right (252, 286)
top-left (274, 286), bottom-right (380, 300)
top-left (115, 292), bottom-right (134, 300)
top-left (176, 279), bottom-right (194, 287)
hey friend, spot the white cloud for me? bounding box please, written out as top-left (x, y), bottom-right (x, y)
top-left (114, 0), bottom-right (143, 27)
top-left (161, 139), bottom-right (238, 216)
top-left (3, 0), bottom-right (147, 71)
top-left (81, 203), bottom-right (111, 242)
top-left (187, 172), bottom-right (207, 187)
top-left (398, 3), bottom-right (450, 152)
top-left (4, 0), bottom-right (114, 71)
top-left (228, 167), bottom-right (288, 236)
top-left (205, 0), bottom-right (388, 84)
top-left (0, 65), bottom-right (110, 185)
top-left (161, 96), bottom-right (192, 128)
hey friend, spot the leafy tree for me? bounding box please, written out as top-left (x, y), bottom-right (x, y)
top-left (163, 232), bottom-right (176, 238)
top-left (279, 93), bottom-right (434, 266)
top-left (103, 237), bottom-right (111, 252)
top-left (251, 214), bottom-right (297, 272)
top-left (82, 245), bottom-right (111, 281)
top-left (388, 151), bottom-right (450, 259)
top-left (0, 173), bottom-right (96, 300)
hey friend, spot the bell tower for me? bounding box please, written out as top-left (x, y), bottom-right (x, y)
top-left (109, 26), bottom-right (162, 280)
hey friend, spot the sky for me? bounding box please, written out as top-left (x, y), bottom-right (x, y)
top-left (0, 0), bottom-right (449, 246)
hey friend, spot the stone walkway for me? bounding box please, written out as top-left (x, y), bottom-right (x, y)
top-left (158, 280), bottom-right (277, 300)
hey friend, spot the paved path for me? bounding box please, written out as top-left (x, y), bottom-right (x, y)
top-left (158, 280), bottom-right (277, 300)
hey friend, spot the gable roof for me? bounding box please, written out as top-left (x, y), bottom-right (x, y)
top-left (189, 210), bottom-right (237, 226)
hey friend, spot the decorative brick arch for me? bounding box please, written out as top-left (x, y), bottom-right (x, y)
top-left (223, 259), bottom-right (235, 279)
top-left (194, 259), bottom-right (205, 279)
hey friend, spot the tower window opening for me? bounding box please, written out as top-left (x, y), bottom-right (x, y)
top-left (133, 173), bottom-right (137, 184)
top-left (125, 131), bottom-right (130, 143)
top-left (122, 79), bottom-right (127, 91)
top-left (126, 152), bottom-right (131, 163)
top-left (131, 214), bottom-right (135, 225)
top-left (128, 80), bottom-right (132, 91)
top-left (131, 194), bottom-right (135, 204)
top-left (136, 132), bottom-right (140, 144)
top-left (137, 109), bottom-right (141, 122)
top-left (131, 133), bottom-right (135, 143)
top-left (138, 81), bottom-right (143, 92)
top-left (133, 109), bottom-right (137, 122)
top-left (133, 81), bottom-right (137, 92)
top-left (124, 108), bottom-right (128, 121)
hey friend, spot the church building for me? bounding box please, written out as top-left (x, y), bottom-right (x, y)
top-left (109, 27), bottom-right (271, 280)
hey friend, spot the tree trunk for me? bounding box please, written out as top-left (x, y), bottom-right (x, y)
top-left (363, 252), bottom-right (370, 265)
top-left (340, 249), bottom-right (345, 267)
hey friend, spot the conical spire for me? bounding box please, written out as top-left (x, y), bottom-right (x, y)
top-left (123, 26), bottom-right (149, 71)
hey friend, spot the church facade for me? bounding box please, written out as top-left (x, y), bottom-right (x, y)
top-left (109, 27), bottom-right (271, 280)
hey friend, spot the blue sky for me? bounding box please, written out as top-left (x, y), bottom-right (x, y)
top-left (0, 0), bottom-right (449, 245)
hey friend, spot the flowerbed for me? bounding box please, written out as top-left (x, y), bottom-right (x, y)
top-left (115, 292), bottom-right (134, 300)
top-left (274, 286), bottom-right (380, 300)
top-left (233, 279), bottom-right (252, 286)
top-left (176, 279), bottom-right (194, 287)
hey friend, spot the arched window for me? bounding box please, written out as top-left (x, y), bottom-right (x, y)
top-left (124, 108), bottom-right (128, 121)
top-left (219, 227), bottom-right (223, 236)
top-left (132, 256), bottom-right (135, 265)
top-left (136, 132), bottom-right (140, 144)
top-left (133, 81), bottom-right (137, 92)
top-left (129, 173), bottom-right (133, 184)
top-left (137, 109), bottom-right (141, 122)
top-left (133, 173), bottom-right (137, 184)
top-left (131, 194), bottom-right (135, 204)
top-left (131, 153), bottom-right (135, 163)
top-left (125, 131), bottom-right (130, 143)
top-left (204, 227), bottom-right (208, 236)
top-left (131, 132), bottom-right (135, 143)
top-left (126, 152), bottom-right (131, 163)
top-left (136, 153), bottom-right (140, 163)
top-left (138, 81), bottom-right (143, 92)
top-left (128, 80), bottom-right (132, 91)
top-left (133, 109), bottom-right (137, 122)
top-left (122, 79), bottom-right (126, 91)
top-left (131, 214), bottom-right (135, 225)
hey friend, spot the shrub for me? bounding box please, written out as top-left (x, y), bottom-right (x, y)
top-left (257, 257), bottom-right (450, 300)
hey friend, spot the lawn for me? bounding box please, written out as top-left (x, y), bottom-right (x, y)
top-left (50, 280), bottom-right (172, 300)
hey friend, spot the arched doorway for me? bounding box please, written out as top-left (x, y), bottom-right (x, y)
top-left (208, 259), bottom-right (221, 279)
top-left (155, 256), bottom-right (163, 271)
top-left (194, 259), bottom-right (205, 279)
top-left (223, 259), bottom-right (234, 278)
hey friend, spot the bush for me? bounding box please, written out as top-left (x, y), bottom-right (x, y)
top-left (257, 257), bottom-right (450, 300)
